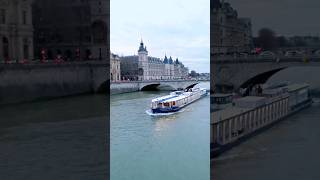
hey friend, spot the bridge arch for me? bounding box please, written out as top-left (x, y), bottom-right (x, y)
top-left (238, 67), bottom-right (287, 95)
top-left (140, 83), bottom-right (161, 91)
top-left (97, 80), bottom-right (109, 93)
top-left (185, 83), bottom-right (199, 89)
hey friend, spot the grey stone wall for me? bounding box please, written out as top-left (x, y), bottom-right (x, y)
top-left (110, 83), bottom-right (140, 94)
top-left (0, 62), bottom-right (108, 105)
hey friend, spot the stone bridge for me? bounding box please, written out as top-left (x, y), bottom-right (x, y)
top-left (212, 57), bottom-right (320, 92)
top-left (110, 80), bottom-right (199, 94)
top-left (0, 61), bottom-right (108, 105)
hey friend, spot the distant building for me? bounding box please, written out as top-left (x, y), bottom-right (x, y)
top-left (273, 36), bottom-right (320, 54)
top-left (120, 40), bottom-right (189, 81)
top-left (137, 40), bottom-right (189, 80)
top-left (120, 55), bottom-right (139, 81)
top-left (211, 0), bottom-right (253, 54)
top-left (0, 0), bottom-right (34, 62)
top-left (110, 53), bottom-right (121, 82)
top-left (32, 0), bottom-right (109, 60)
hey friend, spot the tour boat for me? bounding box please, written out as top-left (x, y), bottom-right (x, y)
top-left (150, 87), bottom-right (208, 114)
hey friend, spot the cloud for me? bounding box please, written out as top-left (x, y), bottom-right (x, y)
top-left (228, 0), bottom-right (320, 36)
top-left (111, 0), bottom-right (210, 73)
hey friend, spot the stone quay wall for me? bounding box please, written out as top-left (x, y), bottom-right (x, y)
top-left (0, 61), bottom-right (108, 105)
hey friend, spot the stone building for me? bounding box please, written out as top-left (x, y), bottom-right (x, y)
top-left (211, 0), bottom-right (253, 55)
top-left (110, 53), bottom-right (120, 82)
top-left (120, 40), bottom-right (189, 81)
top-left (32, 0), bottom-right (109, 61)
top-left (0, 0), bottom-right (34, 62)
top-left (120, 55), bottom-right (139, 81)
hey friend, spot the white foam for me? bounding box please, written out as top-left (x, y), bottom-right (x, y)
top-left (145, 109), bottom-right (185, 116)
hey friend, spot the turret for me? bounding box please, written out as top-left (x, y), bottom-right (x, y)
top-left (138, 39), bottom-right (148, 80)
top-left (138, 39), bottom-right (148, 53)
top-left (163, 55), bottom-right (169, 64)
top-left (169, 56), bottom-right (173, 64)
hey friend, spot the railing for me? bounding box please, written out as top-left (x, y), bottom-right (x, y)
top-left (0, 59), bottom-right (108, 66)
top-left (110, 79), bottom-right (196, 83)
top-left (0, 59), bottom-right (108, 65)
top-left (212, 55), bottom-right (320, 63)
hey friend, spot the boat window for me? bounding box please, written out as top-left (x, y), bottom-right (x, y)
top-left (173, 101), bottom-right (176, 106)
top-left (164, 102), bottom-right (170, 107)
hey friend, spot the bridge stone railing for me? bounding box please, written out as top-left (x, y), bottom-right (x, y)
top-left (212, 57), bottom-right (320, 91)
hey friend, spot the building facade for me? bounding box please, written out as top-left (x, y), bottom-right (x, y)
top-left (110, 53), bottom-right (121, 82)
top-left (120, 55), bottom-right (139, 81)
top-left (211, 0), bottom-right (253, 55)
top-left (0, 0), bottom-right (34, 62)
top-left (32, 0), bottom-right (109, 61)
top-left (120, 40), bottom-right (189, 81)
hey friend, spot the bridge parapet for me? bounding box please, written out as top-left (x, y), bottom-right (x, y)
top-left (110, 80), bottom-right (199, 94)
top-left (212, 57), bottom-right (320, 92)
top-left (213, 56), bottom-right (320, 63)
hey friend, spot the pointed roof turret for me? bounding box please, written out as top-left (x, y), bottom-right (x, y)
top-left (169, 56), bottom-right (173, 64)
top-left (138, 39), bottom-right (148, 53)
top-left (163, 55), bottom-right (169, 64)
top-left (175, 58), bottom-right (179, 64)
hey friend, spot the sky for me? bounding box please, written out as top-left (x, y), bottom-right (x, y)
top-left (228, 0), bottom-right (320, 36)
top-left (110, 0), bottom-right (210, 73)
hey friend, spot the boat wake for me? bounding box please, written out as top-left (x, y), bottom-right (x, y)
top-left (145, 109), bottom-right (184, 116)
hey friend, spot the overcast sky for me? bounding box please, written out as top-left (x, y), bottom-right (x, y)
top-left (228, 0), bottom-right (320, 36)
top-left (111, 0), bottom-right (210, 73)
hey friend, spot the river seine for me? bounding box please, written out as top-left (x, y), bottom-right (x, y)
top-left (111, 82), bottom-right (210, 180)
top-left (0, 95), bottom-right (108, 180)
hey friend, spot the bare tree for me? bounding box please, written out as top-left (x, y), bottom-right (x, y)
top-left (257, 28), bottom-right (278, 51)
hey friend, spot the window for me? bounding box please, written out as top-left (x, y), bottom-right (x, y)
top-left (23, 38), bottom-right (29, 59)
top-left (2, 37), bottom-right (9, 59)
top-left (0, 9), bottom-right (6, 24)
top-left (22, 11), bottom-right (27, 24)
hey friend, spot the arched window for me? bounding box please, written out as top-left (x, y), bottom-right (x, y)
top-left (2, 37), bottom-right (9, 59)
top-left (47, 50), bottom-right (53, 60)
top-left (91, 21), bottom-right (107, 44)
top-left (65, 50), bottom-right (72, 60)
top-left (23, 38), bottom-right (29, 59)
top-left (85, 49), bottom-right (91, 60)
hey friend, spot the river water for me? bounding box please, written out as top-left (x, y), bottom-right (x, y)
top-left (212, 67), bottom-right (320, 180)
top-left (111, 82), bottom-right (210, 180)
top-left (0, 95), bottom-right (108, 180)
